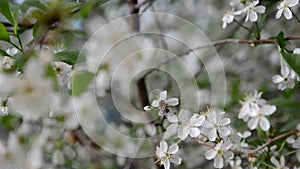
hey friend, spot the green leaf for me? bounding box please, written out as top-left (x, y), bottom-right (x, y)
top-left (80, 1), bottom-right (93, 19)
top-left (54, 51), bottom-right (84, 65)
top-left (0, 22), bottom-right (10, 42)
top-left (45, 65), bottom-right (59, 91)
top-left (72, 70), bottom-right (94, 96)
top-left (0, 48), bottom-right (10, 57)
top-left (281, 50), bottom-right (300, 76)
top-left (277, 31), bottom-right (285, 48)
top-left (257, 13), bottom-right (267, 31)
top-left (0, 0), bottom-right (15, 25)
top-left (269, 98), bottom-right (300, 108)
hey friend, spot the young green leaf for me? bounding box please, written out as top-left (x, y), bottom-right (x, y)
top-left (0, 0), bottom-right (15, 25)
top-left (277, 31), bottom-right (285, 48)
top-left (72, 70), bottom-right (94, 96)
top-left (54, 51), bottom-right (84, 65)
top-left (281, 50), bottom-right (300, 76)
top-left (0, 22), bottom-right (10, 42)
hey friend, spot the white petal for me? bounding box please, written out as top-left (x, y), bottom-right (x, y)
top-left (281, 66), bottom-right (290, 77)
top-left (179, 126), bottom-right (190, 140)
top-left (262, 105), bottom-right (276, 115)
top-left (208, 129), bottom-right (217, 141)
top-left (168, 143), bottom-right (179, 154)
top-left (219, 127), bottom-right (231, 137)
top-left (166, 98), bottom-right (179, 106)
top-left (151, 100), bottom-right (159, 107)
top-left (191, 114), bottom-right (205, 126)
top-left (205, 149), bottom-right (217, 160)
top-left (160, 140), bottom-right (168, 153)
top-left (248, 118), bottom-right (259, 130)
top-left (250, 11), bottom-right (258, 22)
top-left (165, 124), bottom-right (177, 136)
top-left (167, 114), bottom-right (178, 123)
top-left (160, 91), bottom-right (167, 100)
top-left (288, 0), bottom-right (299, 7)
top-left (272, 75), bottom-right (284, 83)
top-left (271, 156), bottom-right (280, 168)
top-left (170, 155), bottom-right (182, 165)
top-left (178, 109), bottom-right (190, 121)
top-left (255, 6), bottom-right (266, 13)
top-left (163, 158), bottom-right (170, 169)
top-left (280, 156), bottom-right (285, 166)
top-left (276, 9), bottom-right (283, 19)
top-left (284, 8), bottom-right (292, 20)
top-left (220, 118), bottom-right (231, 126)
top-left (259, 117), bottom-right (270, 131)
top-left (293, 48), bottom-right (300, 54)
top-left (245, 12), bottom-right (250, 22)
top-left (189, 128), bottom-right (200, 137)
top-left (214, 155), bottom-right (224, 168)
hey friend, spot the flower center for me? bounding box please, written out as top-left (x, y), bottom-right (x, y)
top-left (217, 149), bottom-right (223, 155)
top-left (165, 152), bottom-right (170, 158)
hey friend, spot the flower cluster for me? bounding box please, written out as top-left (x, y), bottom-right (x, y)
top-left (238, 91), bottom-right (276, 131)
top-left (222, 0), bottom-right (300, 29)
top-left (148, 89), bottom-right (300, 169)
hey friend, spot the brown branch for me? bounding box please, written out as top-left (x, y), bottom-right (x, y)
top-left (139, 36), bottom-right (300, 80)
top-left (192, 129), bottom-right (298, 157)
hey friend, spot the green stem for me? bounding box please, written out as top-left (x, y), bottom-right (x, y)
top-left (291, 9), bottom-right (300, 23)
top-left (16, 34), bottom-right (23, 52)
top-left (233, 19), bottom-right (251, 32)
top-left (9, 41), bottom-right (22, 52)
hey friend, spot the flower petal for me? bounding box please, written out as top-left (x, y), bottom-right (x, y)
top-left (272, 75), bottom-right (284, 83)
top-left (189, 128), bottom-right (200, 137)
top-left (168, 143), bottom-right (179, 154)
top-left (208, 129), bottom-right (217, 141)
top-left (250, 11), bottom-right (258, 22)
top-left (170, 155), bottom-right (182, 165)
top-left (205, 149), bottom-right (217, 160)
top-left (276, 9), bottom-right (283, 19)
top-left (219, 118), bottom-right (231, 126)
top-left (160, 140), bottom-right (168, 153)
top-left (271, 156), bottom-right (280, 168)
top-left (167, 114), bottom-right (178, 123)
top-left (214, 155), bottom-right (224, 168)
top-left (259, 117), bottom-right (270, 131)
top-left (248, 118), bottom-right (259, 130)
top-left (166, 98), bottom-right (179, 106)
top-left (255, 6), bottom-right (266, 13)
top-left (163, 158), bottom-right (170, 169)
top-left (151, 100), bottom-right (159, 107)
top-left (283, 8), bottom-right (292, 20)
top-left (160, 91), bottom-right (167, 100)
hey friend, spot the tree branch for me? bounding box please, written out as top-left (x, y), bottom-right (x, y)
top-left (192, 128), bottom-right (298, 157)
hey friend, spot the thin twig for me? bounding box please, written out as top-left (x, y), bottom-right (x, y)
top-left (139, 36), bottom-right (300, 79)
top-left (192, 129), bottom-right (298, 157)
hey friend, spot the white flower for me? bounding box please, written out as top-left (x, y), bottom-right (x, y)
top-left (151, 90), bottom-right (179, 117)
top-left (243, 1), bottom-right (266, 22)
top-left (204, 111), bottom-right (231, 141)
top-left (180, 113), bottom-right (205, 140)
top-left (222, 3), bottom-right (242, 29)
top-left (247, 104), bottom-right (276, 131)
top-left (228, 157), bottom-right (242, 169)
top-left (294, 48), bottom-right (300, 55)
top-left (239, 91), bottom-right (266, 122)
top-left (273, 66), bottom-right (296, 90)
top-left (165, 109), bottom-right (191, 139)
top-left (205, 141), bottom-right (234, 168)
top-left (276, 0), bottom-right (299, 20)
top-left (271, 156), bottom-right (289, 169)
top-left (156, 140), bottom-right (182, 169)
top-left (8, 59), bottom-right (59, 120)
